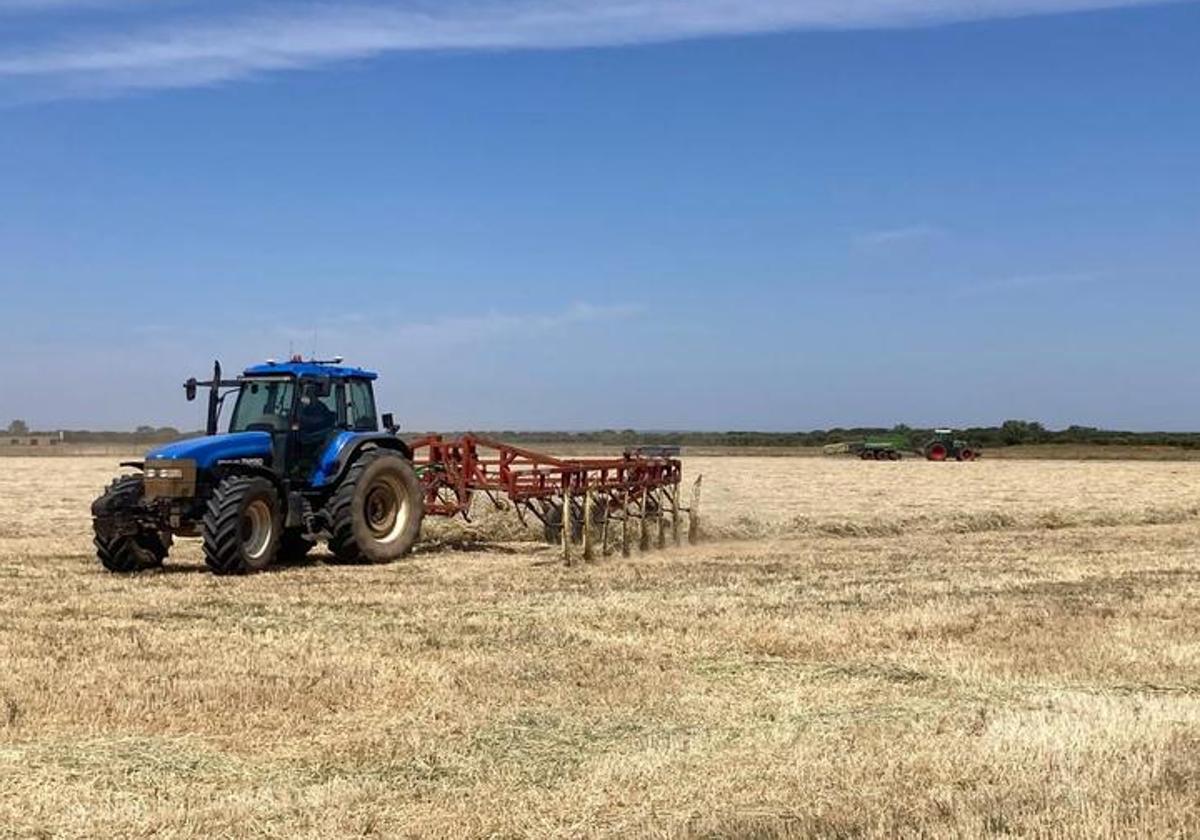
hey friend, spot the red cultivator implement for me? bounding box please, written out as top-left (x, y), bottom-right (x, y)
top-left (409, 435), bottom-right (699, 562)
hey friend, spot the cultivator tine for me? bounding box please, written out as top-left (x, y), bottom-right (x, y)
top-left (582, 485), bottom-right (595, 563)
top-left (621, 488), bottom-right (632, 558)
top-left (672, 482), bottom-right (682, 546)
top-left (688, 475), bottom-right (703, 544)
top-left (561, 487), bottom-right (572, 566)
top-left (656, 489), bottom-right (667, 550)
top-left (601, 491), bottom-right (613, 558)
top-left (638, 489), bottom-right (651, 552)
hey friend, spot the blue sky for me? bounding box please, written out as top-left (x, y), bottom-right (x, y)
top-left (1, 0), bottom-right (1198, 432)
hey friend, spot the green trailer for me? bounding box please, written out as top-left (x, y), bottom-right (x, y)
top-left (853, 439), bottom-right (904, 461)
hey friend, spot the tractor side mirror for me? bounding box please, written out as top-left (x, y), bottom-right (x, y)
top-left (382, 413), bottom-right (398, 434)
top-left (185, 378), bottom-right (198, 402)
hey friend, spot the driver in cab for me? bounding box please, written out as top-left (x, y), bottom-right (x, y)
top-left (298, 385), bottom-right (337, 444)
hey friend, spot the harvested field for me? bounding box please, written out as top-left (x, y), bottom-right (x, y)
top-left (2, 455), bottom-right (1200, 838)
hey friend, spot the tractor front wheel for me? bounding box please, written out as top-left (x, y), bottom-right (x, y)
top-left (92, 475), bottom-right (171, 573)
top-left (202, 476), bottom-right (282, 575)
top-left (327, 451), bottom-right (424, 564)
top-left (95, 531), bottom-right (171, 574)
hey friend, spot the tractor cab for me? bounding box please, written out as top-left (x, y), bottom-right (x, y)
top-left (177, 357), bottom-right (392, 486)
top-left (229, 360), bottom-right (382, 482)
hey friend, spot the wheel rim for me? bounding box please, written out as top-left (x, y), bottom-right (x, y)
top-left (240, 499), bottom-right (273, 560)
top-left (364, 475), bottom-right (411, 544)
top-left (929, 444), bottom-right (947, 461)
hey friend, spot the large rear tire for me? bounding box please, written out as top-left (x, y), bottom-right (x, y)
top-left (202, 476), bottom-right (282, 575)
top-left (327, 450), bottom-right (424, 564)
top-left (92, 475), bottom-right (171, 573)
top-left (927, 443), bottom-right (949, 462)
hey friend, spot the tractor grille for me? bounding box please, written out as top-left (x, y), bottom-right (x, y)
top-left (143, 460), bottom-right (198, 502)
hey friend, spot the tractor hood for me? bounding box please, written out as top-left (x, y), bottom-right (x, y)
top-left (145, 432), bottom-right (273, 470)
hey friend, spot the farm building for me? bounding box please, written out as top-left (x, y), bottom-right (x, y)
top-left (5, 433), bottom-right (62, 448)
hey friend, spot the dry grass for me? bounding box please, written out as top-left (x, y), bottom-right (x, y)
top-left (2, 456), bottom-right (1200, 838)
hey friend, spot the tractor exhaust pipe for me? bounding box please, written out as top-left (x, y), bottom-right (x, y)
top-left (184, 361), bottom-right (237, 437)
top-left (206, 361), bottom-right (222, 436)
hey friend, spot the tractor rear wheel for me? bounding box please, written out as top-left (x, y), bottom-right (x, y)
top-left (92, 475), bottom-right (171, 573)
top-left (327, 450), bottom-right (424, 564)
top-left (202, 476), bottom-right (282, 575)
top-left (927, 443), bottom-right (949, 462)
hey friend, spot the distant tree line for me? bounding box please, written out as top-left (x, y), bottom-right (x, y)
top-left (9, 419), bottom-right (1200, 450)
top-left (433, 421), bottom-right (1200, 450)
top-left (45, 427), bottom-right (188, 445)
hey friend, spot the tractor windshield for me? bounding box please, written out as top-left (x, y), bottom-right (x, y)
top-left (229, 378), bottom-right (296, 433)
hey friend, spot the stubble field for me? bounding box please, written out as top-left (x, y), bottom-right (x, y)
top-left (1, 455), bottom-right (1199, 838)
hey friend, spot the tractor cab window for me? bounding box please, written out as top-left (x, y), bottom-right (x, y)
top-left (345, 380), bottom-right (378, 432)
top-left (229, 378), bottom-right (296, 433)
top-left (298, 378), bottom-right (340, 439)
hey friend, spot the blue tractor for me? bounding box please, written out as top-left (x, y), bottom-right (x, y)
top-left (91, 358), bottom-right (425, 575)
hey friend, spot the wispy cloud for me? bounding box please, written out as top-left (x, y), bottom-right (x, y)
top-left (952, 270), bottom-right (1098, 298)
top-left (0, 0), bottom-right (150, 12)
top-left (272, 301), bottom-right (643, 354)
top-left (855, 224), bottom-right (946, 248)
top-left (0, 0), bottom-right (1184, 99)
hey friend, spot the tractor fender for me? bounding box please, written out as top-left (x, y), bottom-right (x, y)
top-left (213, 461), bottom-right (288, 504)
top-left (311, 433), bottom-right (413, 490)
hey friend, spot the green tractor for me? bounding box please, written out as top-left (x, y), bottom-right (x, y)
top-left (923, 429), bottom-right (980, 462)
